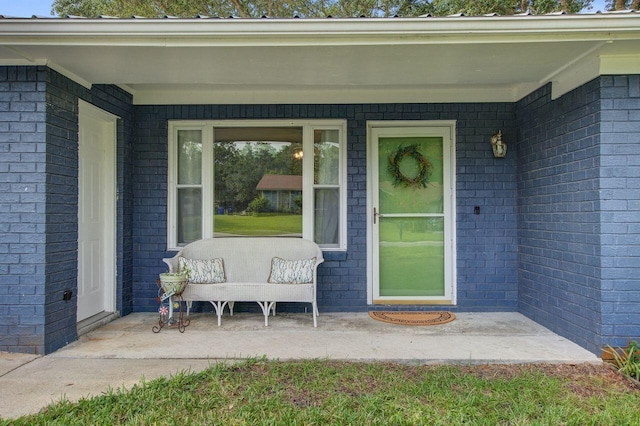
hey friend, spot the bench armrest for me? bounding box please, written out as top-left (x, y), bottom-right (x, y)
top-left (162, 254), bottom-right (180, 273)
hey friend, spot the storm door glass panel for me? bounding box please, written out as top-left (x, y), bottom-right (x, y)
top-left (213, 127), bottom-right (303, 237)
top-left (176, 130), bottom-right (203, 245)
top-left (314, 129), bottom-right (340, 247)
top-left (378, 137), bottom-right (445, 297)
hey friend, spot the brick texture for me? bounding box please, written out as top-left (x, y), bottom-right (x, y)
top-left (0, 66), bottom-right (134, 354)
top-left (517, 76), bottom-right (640, 353)
top-left (599, 75), bottom-right (640, 349)
top-left (517, 81), bottom-right (602, 352)
top-left (0, 66), bottom-right (47, 353)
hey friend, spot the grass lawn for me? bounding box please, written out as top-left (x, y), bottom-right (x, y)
top-left (4, 360), bottom-right (639, 425)
top-left (214, 213), bottom-right (302, 236)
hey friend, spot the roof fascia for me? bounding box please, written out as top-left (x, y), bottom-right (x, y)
top-left (1, 15), bottom-right (640, 46)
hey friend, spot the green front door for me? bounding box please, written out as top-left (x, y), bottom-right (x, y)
top-left (371, 125), bottom-right (454, 304)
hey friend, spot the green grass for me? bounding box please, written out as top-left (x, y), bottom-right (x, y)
top-left (214, 213), bottom-right (302, 236)
top-left (4, 360), bottom-right (639, 425)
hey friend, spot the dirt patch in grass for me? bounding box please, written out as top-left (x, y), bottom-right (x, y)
top-left (253, 361), bottom-right (639, 406)
top-left (459, 363), bottom-right (639, 397)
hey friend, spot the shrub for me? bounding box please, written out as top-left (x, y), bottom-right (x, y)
top-left (247, 195), bottom-right (270, 215)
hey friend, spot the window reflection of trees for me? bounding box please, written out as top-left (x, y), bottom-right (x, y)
top-left (214, 129), bottom-right (303, 214)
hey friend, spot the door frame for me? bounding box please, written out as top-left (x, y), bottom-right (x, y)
top-left (366, 121), bottom-right (457, 305)
top-left (77, 100), bottom-right (118, 321)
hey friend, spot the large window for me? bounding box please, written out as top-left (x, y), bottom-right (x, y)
top-left (168, 120), bottom-right (346, 251)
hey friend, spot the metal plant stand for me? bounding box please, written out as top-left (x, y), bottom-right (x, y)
top-left (152, 279), bottom-right (190, 333)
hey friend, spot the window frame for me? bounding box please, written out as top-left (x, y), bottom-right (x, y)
top-left (167, 119), bottom-right (347, 252)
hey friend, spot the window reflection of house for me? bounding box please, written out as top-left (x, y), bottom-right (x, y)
top-left (256, 174), bottom-right (302, 213)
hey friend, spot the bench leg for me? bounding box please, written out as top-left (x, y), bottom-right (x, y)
top-left (256, 301), bottom-right (276, 326)
top-left (209, 301), bottom-right (229, 326)
top-left (312, 302), bottom-right (318, 328)
top-left (228, 301), bottom-right (235, 316)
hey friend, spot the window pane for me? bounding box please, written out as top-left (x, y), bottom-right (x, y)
top-left (213, 127), bottom-right (303, 238)
top-left (314, 129), bottom-right (340, 185)
top-left (379, 217), bottom-right (444, 297)
top-left (177, 130), bottom-right (202, 185)
top-left (177, 188), bottom-right (202, 245)
top-left (378, 137), bottom-right (444, 214)
top-left (314, 188), bottom-right (339, 246)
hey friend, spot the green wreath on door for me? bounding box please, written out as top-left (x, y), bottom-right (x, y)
top-left (388, 144), bottom-right (432, 188)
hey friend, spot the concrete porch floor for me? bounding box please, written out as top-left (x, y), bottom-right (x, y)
top-left (0, 311), bottom-right (600, 419)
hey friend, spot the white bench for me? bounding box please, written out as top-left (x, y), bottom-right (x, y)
top-left (163, 237), bottom-right (324, 327)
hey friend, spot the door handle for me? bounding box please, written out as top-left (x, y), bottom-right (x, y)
top-left (373, 207), bottom-right (384, 224)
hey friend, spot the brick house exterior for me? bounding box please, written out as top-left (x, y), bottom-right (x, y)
top-left (0, 14), bottom-right (638, 355)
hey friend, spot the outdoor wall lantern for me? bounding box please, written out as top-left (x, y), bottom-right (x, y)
top-left (491, 130), bottom-right (507, 158)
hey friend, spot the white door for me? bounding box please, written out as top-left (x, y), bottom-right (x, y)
top-left (368, 122), bottom-right (456, 305)
top-left (77, 101), bottom-right (117, 322)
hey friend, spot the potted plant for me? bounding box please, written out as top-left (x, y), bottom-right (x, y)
top-left (158, 271), bottom-right (189, 296)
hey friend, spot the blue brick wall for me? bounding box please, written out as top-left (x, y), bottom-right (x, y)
top-left (44, 69), bottom-right (81, 353)
top-left (517, 77), bottom-right (640, 353)
top-left (599, 75), bottom-right (640, 348)
top-left (43, 70), bottom-right (135, 353)
top-left (517, 80), bottom-right (604, 353)
top-left (133, 103), bottom-right (518, 313)
top-left (0, 66), bottom-right (47, 353)
top-left (0, 66), bottom-right (133, 354)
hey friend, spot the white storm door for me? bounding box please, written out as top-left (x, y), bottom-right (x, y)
top-left (368, 122), bottom-right (456, 305)
top-left (77, 101), bottom-right (117, 322)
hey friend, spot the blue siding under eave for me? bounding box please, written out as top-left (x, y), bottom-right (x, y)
top-left (133, 103), bottom-right (519, 314)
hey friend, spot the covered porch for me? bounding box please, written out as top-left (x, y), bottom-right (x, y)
top-left (0, 12), bottom-right (639, 357)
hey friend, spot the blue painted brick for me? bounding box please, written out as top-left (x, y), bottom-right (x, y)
top-left (0, 66), bottom-right (134, 354)
top-left (517, 75), bottom-right (640, 354)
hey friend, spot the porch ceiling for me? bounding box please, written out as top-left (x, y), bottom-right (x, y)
top-left (0, 14), bottom-right (639, 104)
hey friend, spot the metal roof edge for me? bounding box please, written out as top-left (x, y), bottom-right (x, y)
top-left (1, 13), bottom-right (639, 44)
top-left (0, 10), bottom-right (637, 20)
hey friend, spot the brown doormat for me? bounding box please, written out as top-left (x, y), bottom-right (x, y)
top-left (369, 311), bottom-right (455, 326)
